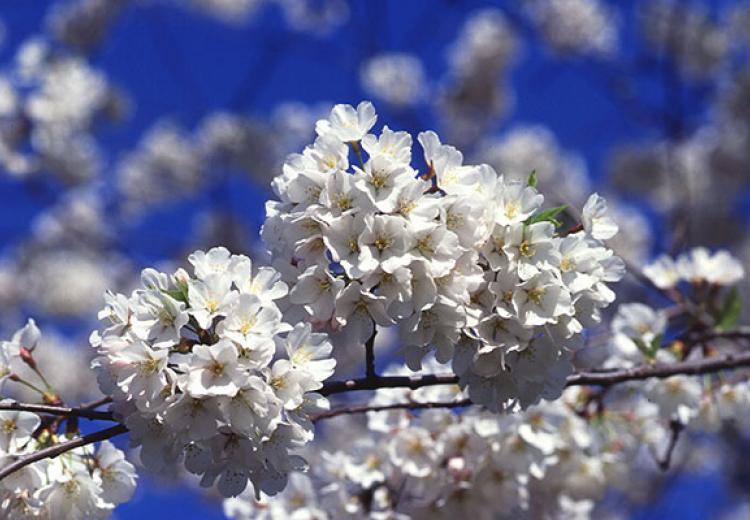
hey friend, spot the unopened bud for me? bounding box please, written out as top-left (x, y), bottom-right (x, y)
top-left (19, 347), bottom-right (36, 369)
top-left (42, 393), bottom-right (61, 406)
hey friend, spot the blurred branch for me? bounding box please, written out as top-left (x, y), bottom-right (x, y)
top-left (0, 401), bottom-right (115, 422)
top-left (313, 398), bottom-right (472, 422)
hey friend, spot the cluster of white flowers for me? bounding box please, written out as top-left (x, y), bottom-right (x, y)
top-left (224, 247), bottom-right (750, 518)
top-left (0, 421), bottom-right (136, 519)
top-left (360, 53), bottom-right (426, 108)
top-left (477, 126), bottom-right (654, 265)
top-left (525, 0), bottom-right (618, 56)
top-left (91, 247), bottom-right (336, 498)
top-left (264, 100), bottom-right (624, 411)
top-left (644, 247), bottom-right (745, 289)
top-left (0, 321), bottom-right (136, 518)
top-left (605, 249), bottom-right (749, 436)
top-left (220, 361), bottom-right (664, 519)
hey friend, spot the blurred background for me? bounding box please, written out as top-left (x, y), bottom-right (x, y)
top-left (0, 0), bottom-right (748, 518)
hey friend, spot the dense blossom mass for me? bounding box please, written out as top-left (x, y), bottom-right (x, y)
top-left (224, 245), bottom-right (749, 518)
top-left (264, 101), bottom-right (625, 411)
top-left (91, 248), bottom-right (336, 498)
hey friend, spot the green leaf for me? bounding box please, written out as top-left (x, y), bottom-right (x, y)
top-left (527, 170), bottom-right (537, 188)
top-left (525, 205), bottom-right (568, 227)
top-left (633, 333), bottom-right (662, 360)
top-left (163, 287), bottom-right (188, 304)
top-left (716, 287), bottom-right (742, 331)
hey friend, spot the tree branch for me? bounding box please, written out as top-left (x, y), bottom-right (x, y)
top-left (0, 424), bottom-right (128, 481)
top-left (566, 350), bottom-right (750, 387)
top-left (321, 349), bottom-right (750, 397)
top-left (319, 349), bottom-right (750, 420)
top-left (365, 332), bottom-right (376, 380)
top-left (657, 419), bottom-right (684, 471)
top-left (320, 373), bottom-right (460, 396)
top-left (0, 401), bottom-right (116, 422)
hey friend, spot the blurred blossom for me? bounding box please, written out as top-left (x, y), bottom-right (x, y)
top-left (643, 1), bottom-right (729, 79)
top-left (729, 3), bottom-right (750, 49)
top-left (525, 0), bottom-right (618, 56)
top-left (360, 53), bottom-right (426, 107)
top-left (46, 0), bottom-right (128, 53)
top-left (31, 186), bottom-right (112, 248)
top-left (197, 112), bottom-right (277, 177)
top-left (477, 125), bottom-right (590, 206)
top-left (605, 199), bottom-right (653, 266)
top-left (23, 249), bottom-right (126, 318)
top-left (270, 101), bottom-right (331, 152)
top-left (188, 0), bottom-right (265, 24)
top-left (119, 105), bottom-right (325, 215)
top-left (276, 0), bottom-right (349, 36)
top-left (0, 37), bottom-right (120, 184)
top-left (117, 122), bottom-right (206, 213)
top-left (440, 8), bottom-right (518, 146)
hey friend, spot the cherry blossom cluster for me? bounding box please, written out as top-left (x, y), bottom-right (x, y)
top-left (643, 247), bottom-right (745, 289)
top-left (224, 251), bottom-right (750, 519)
top-left (598, 248), bottom-right (750, 452)
top-left (263, 100), bottom-right (624, 412)
top-left (90, 247), bottom-right (336, 498)
top-left (0, 419), bottom-right (136, 519)
top-left (0, 321), bottom-right (136, 518)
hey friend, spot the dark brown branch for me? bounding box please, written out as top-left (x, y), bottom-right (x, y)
top-left (320, 373), bottom-right (460, 396)
top-left (0, 424), bottom-right (128, 481)
top-left (0, 402), bottom-right (116, 422)
top-left (321, 349), bottom-right (750, 399)
top-left (566, 350), bottom-right (750, 387)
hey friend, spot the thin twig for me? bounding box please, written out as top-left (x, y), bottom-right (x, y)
top-left (79, 396), bottom-right (113, 410)
top-left (365, 332), bottom-right (376, 380)
top-left (0, 424), bottom-right (128, 481)
top-left (0, 402), bottom-right (115, 422)
top-left (657, 419), bottom-right (684, 471)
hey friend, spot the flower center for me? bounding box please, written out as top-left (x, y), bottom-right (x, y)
top-left (519, 240), bottom-right (533, 257)
top-left (527, 287), bottom-right (546, 305)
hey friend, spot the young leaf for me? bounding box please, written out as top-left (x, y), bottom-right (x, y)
top-left (633, 333), bottom-right (662, 361)
top-left (716, 287), bottom-right (741, 331)
top-left (526, 205), bottom-right (568, 227)
top-left (527, 170), bottom-right (538, 188)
